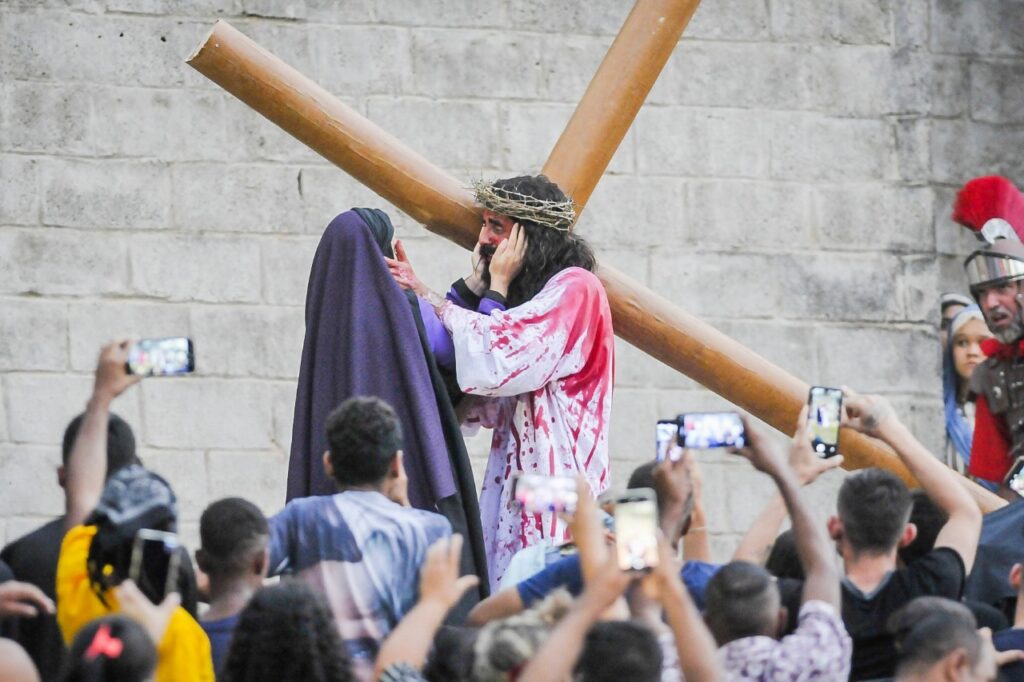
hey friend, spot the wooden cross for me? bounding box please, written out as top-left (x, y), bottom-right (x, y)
top-left (187, 1), bottom-right (1001, 512)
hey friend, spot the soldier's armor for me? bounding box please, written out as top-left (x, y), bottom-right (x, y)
top-left (971, 353), bottom-right (1024, 460)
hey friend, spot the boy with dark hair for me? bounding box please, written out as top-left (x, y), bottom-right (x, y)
top-left (706, 407), bottom-right (851, 680)
top-left (888, 598), bottom-right (994, 682)
top-left (267, 395), bottom-right (450, 679)
top-left (1, 409), bottom-right (142, 680)
top-left (833, 389), bottom-right (983, 680)
top-left (196, 497), bottom-right (269, 677)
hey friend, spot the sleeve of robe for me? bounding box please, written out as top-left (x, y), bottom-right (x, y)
top-left (438, 268), bottom-right (604, 398)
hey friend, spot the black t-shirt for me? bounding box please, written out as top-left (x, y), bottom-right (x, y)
top-left (842, 547), bottom-right (966, 681)
top-left (0, 518), bottom-right (67, 681)
top-left (994, 628), bottom-right (1024, 682)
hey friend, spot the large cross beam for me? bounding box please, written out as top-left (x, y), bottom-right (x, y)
top-left (187, 4), bottom-right (1003, 513)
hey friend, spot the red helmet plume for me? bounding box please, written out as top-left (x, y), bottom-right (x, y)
top-left (952, 176), bottom-right (1024, 242)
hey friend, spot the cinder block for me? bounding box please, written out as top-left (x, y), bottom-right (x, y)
top-left (2, 82), bottom-right (92, 155)
top-left (172, 163), bottom-right (305, 234)
top-left (608, 388), bottom-right (659, 470)
top-left (105, 0), bottom-right (240, 15)
top-left (686, 0), bottom-right (771, 41)
top-left (836, 0), bottom-right (892, 45)
top-left (930, 0), bottom-right (1024, 56)
top-left (270, 381), bottom-right (296, 454)
top-left (895, 118), bottom-right (931, 184)
top-left (579, 175), bottom-right (685, 248)
top-left (41, 159), bottom-right (171, 230)
top-left (0, 445), bottom-right (63, 517)
top-left (505, 1), bottom-right (629, 36)
top-left (970, 60), bottom-right (1024, 124)
top-left (367, 98), bottom-right (501, 170)
top-left (814, 46), bottom-right (903, 117)
top-left (262, 237), bottom-right (319, 306)
top-left (129, 235), bottom-right (262, 303)
top-left (683, 180), bottom-right (813, 250)
top-left (140, 449), bottom-right (209, 523)
top-left (0, 155), bottom-right (39, 226)
top-left (900, 255), bottom-right (941, 324)
top-left (67, 301), bottom-right (191, 372)
top-left (312, 25), bottom-right (410, 96)
top-left (409, 29), bottom-right (542, 99)
top-left (0, 381), bottom-right (7, 443)
top-left (816, 324), bottom-right (937, 393)
top-left (929, 57), bottom-right (969, 118)
top-left (775, 252), bottom-right (905, 322)
top-left (930, 120), bottom-right (1024, 185)
top-left (0, 229), bottom-right (128, 297)
top-left (720, 460), bottom-right (779, 533)
top-left (0, 299), bottom-right (68, 372)
top-left (140, 379), bottom-right (273, 449)
top-left (92, 88), bottom-right (229, 162)
top-left (500, 102), bottom-right (633, 175)
top-left (207, 449), bottom-right (289, 516)
top-left (4, 373), bottom-right (143, 445)
top-left (375, 0), bottom-right (506, 28)
top-left (771, 0), bottom-right (891, 45)
top-left (893, 0), bottom-right (930, 48)
top-left (537, 34), bottom-right (613, 104)
top-left (635, 107), bottom-right (770, 178)
top-left (189, 305), bottom-right (304, 379)
top-left (0, 12), bottom-right (210, 88)
top-left (810, 184), bottom-right (934, 252)
top-left (650, 43), bottom-right (817, 110)
top-left (649, 251), bottom-right (782, 319)
top-left (296, 167), bottom-right (406, 235)
top-left (592, 247), bottom-right (648, 288)
top-left (221, 97), bottom-right (323, 165)
top-left (241, 0), bottom-right (306, 20)
top-left (770, 114), bottom-right (893, 182)
top-left (933, 185), bottom-right (979, 258)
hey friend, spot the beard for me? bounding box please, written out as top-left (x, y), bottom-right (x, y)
top-left (985, 305), bottom-right (1024, 344)
top-left (478, 244), bottom-right (497, 288)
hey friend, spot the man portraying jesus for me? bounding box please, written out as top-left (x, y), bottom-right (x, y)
top-left (388, 175), bottom-right (614, 587)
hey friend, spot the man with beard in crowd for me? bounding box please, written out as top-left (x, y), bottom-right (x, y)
top-left (388, 175), bottom-right (615, 588)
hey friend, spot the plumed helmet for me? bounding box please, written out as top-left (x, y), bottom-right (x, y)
top-left (953, 176), bottom-right (1024, 297)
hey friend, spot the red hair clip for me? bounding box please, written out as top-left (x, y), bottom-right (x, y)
top-left (85, 624), bottom-right (124, 660)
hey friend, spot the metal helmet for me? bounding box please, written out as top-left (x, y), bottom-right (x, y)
top-left (953, 176), bottom-right (1024, 298)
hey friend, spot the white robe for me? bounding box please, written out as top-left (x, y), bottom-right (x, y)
top-left (439, 267), bottom-right (614, 588)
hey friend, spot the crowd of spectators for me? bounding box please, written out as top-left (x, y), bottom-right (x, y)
top-left (1, 320), bottom-right (1023, 681)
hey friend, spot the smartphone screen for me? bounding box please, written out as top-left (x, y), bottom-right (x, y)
top-left (512, 474), bottom-right (579, 515)
top-left (129, 530), bottom-right (181, 604)
top-left (614, 489), bottom-right (660, 572)
top-left (808, 386), bottom-right (843, 458)
top-left (679, 412), bottom-right (745, 449)
top-left (656, 419), bottom-right (680, 461)
top-left (127, 337), bottom-right (195, 377)
top-left (1005, 459), bottom-right (1024, 498)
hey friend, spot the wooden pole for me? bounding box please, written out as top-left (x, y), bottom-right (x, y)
top-left (187, 20), bottom-right (1005, 513)
top-left (542, 0), bottom-right (701, 213)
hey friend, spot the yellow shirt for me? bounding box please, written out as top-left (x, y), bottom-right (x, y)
top-left (56, 525), bottom-right (215, 682)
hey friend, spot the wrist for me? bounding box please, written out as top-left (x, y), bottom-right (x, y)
top-left (489, 277), bottom-right (510, 297)
top-left (464, 274), bottom-right (485, 296)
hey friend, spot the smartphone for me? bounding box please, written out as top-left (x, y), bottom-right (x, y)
top-left (129, 529), bottom-right (181, 604)
top-left (511, 474), bottom-right (579, 515)
top-left (127, 337), bottom-right (195, 376)
top-left (1005, 458), bottom-right (1024, 498)
top-left (613, 488), bottom-right (660, 572)
top-left (656, 418), bottom-right (681, 462)
top-left (679, 412), bottom-right (746, 449)
top-left (808, 386), bottom-right (843, 458)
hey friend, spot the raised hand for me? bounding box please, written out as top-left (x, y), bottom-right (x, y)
top-left (488, 223), bottom-right (528, 295)
top-left (0, 581), bottom-right (55, 619)
top-left (418, 535), bottom-right (479, 610)
top-left (789, 404), bottom-right (845, 484)
top-left (94, 339), bottom-right (140, 403)
top-left (385, 239), bottom-right (428, 296)
top-left (841, 386), bottom-right (896, 438)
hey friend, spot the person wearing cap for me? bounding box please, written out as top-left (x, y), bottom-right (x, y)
top-left (943, 305), bottom-right (993, 474)
top-left (940, 292), bottom-right (974, 347)
top-left (951, 176), bottom-right (1024, 500)
top-left (56, 339), bottom-right (214, 681)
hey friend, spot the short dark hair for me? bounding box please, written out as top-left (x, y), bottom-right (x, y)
top-left (64, 615), bottom-right (157, 682)
top-left (898, 490), bottom-right (948, 565)
top-left (575, 620), bottom-right (663, 682)
top-left (222, 582), bottom-right (355, 682)
top-left (199, 498), bottom-right (269, 579)
top-left (62, 412), bottom-right (140, 474)
top-left (325, 396), bottom-right (403, 487)
top-left (837, 468), bottom-right (912, 554)
top-left (765, 529), bottom-right (804, 581)
top-left (704, 561), bottom-right (781, 645)
top-left (889, 597), bottom-right (981, 678)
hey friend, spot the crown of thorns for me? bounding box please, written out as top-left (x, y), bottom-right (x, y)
top-left (472, 179), bottom-right (577, 232)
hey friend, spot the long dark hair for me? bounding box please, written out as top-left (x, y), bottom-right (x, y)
top-left (488, 176), bottom-right (596, 308)
top-left (221, 582), bottom-right (355, 682)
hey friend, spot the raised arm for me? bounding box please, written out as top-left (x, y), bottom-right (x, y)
top-left (65, 340), bottom-right (139, 530)
top-left (374, 535), bottom-right (478, 680)
top-left (733, 408), bottom-right (840, 610)
top-left (844, 389), bottom-right (983, 572)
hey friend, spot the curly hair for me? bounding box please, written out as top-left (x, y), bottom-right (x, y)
top-left (485, 176), bottom-right (596, 308)
top-left (221, 582), bottom-right (355, 682)
top-left (470, 589), bottom-right (572, 681)
top-left (324, 396), bottom-right (403, 488)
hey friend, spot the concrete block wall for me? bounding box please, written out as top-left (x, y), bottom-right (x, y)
top-left (2, 0), bottom-right (1022, 559)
